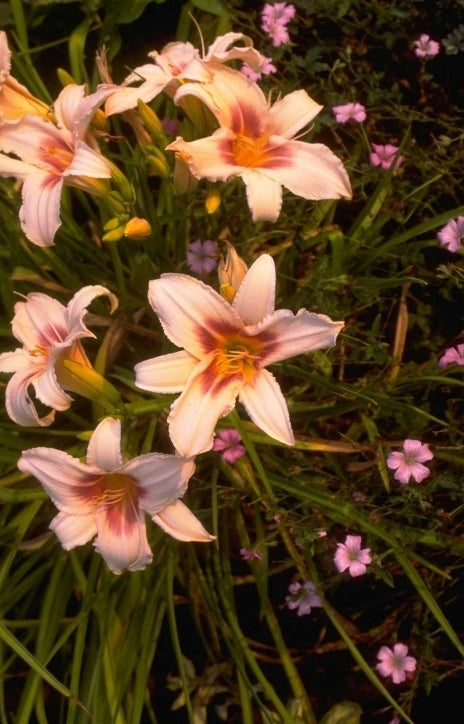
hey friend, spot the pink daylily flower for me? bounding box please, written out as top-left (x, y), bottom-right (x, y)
top-left (0, 31), bottom-right (50, 122)
top-left (18, 417), bottom-right (214, 574)
top-left (134, 254), bottom-right (344, 457)
top-left (0, 285), bottom-right (117, 426)
top-left (0, 82), bottom-right (116, 245)
top-left (168, 69), bottom-right (352, 221)
top-left (104, 32), bottom-right (267, 116)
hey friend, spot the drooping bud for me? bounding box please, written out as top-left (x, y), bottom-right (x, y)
top-left (218, 244), bottom-right (248, 302)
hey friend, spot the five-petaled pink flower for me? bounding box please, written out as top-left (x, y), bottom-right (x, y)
top-left (186, 239), bottom-right (218, 275)
top-left (285, 580), bottom-right (322, 616)
top-left (134, 254), bottom-right (344, 458)
top-left (261, 3), bottom-right (296, 47)
top-left (334, 534), bottom-right (372, 577)
top-left (213, 428), bottom-right (246, 464)
top-left (168, 68), bottom-right (352, 222)
top-left (376, 643), bottom-right (417, 684)
top-left (0, 285), bottom-right (117, 427)
top-left (437, 216), bottom-right (464, 253)
top-left (386, 439), bottom-right (433, 484)
top-left (18, 417), bottom-right (214, 574)
top-left (0, 83), bottom-right (116, 246)
top-left (332, 102), bottom-right (366, 124)
top-left (439, 343), bottom-right (464, 368)
top-left (369, 143), bottom-right (403, 170)
top-left (241, 56), bottom-right (277, 82)
top-left (413, 34), bottom-right (440, 58)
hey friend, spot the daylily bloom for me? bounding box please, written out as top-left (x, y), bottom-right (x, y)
top-left (134, 254), bottom-right (344, 457)
top-left (369, 143), bottom-right (403, 170)
top-left (439, 343), bottom-right (464, 367)
top-left (376, 643), bottom-right (417, 684)
top-left (104, 32), bottom-right (267, 116)
top-left (168, 69), bottom-right (352, 222)
top-left (0, 82), bottom-right (115, 246)
top-left (413, 34), bottom-right (440, 58)
top-left (285, 580), bottom-right (322, 616)
top-left (0, 285), bottom-right (117, 426)
top-left (332, 102), bottom-right (366, 124)
top-left (18, 417), bottom-right (214, 574)
top-left (437, 216), bottom-right (464, 252)
top-left (0, 31), bottom-right (50, 122)
top-left (334, 534), bottom-right (372, 577)
top-left (386, 439), bottom-right (433, 484)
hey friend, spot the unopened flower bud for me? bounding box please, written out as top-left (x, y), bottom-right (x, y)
top-left (137, 99), bottom-right (165, 142)
top-left (205, 189), bottom-right (221, 214)
top-left (218, 244), bottom-right (248, 301)
top-left (124, 217), bottom-right (152, 239)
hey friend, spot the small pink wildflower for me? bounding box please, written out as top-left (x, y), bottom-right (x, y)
top-left (285, 580), bottom-right (322, 616)
top-left (386, 439), bottom-right (433, 484)
top-left (261, 3), bottom-right (296, 47)
top-left (369, 143), bottom-right (404, 170)
top-left (439, 343), bottom-right (464, 368)
top-left (241, 56), bottom-right (277, 82)
top-left (376, 643), bottom-right (417, 684)
top-left (352, 491), bottom-right (366, 502)
top-left (332, 102), bottom-right (366, 124)
top-left (240, 547), bottom-right (263, 561)
top-left (413, 34), bottom-right (440, 58)
top-left (334, 534), bottom-right (372, 577)
top-left (437, 216), bottom-right (464, 253)
top-left (213, 429), bottom-right (246, 464)
top-left (186, 239), bottom-right (218, 275)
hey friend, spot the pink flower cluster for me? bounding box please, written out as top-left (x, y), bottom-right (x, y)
top-left (332, 102), bottom-right (366, 124)
top-left (241, 56), bottom-right (277, 82)
top-left (439, 343), bottom-right (464, 368)
top-left (370, 143), bottom-right (404, 170)
top-left (376, 643), bottom-right (417, 684)
top-left (261, 2), bottom-right (296, 46)
top-left (285, 580), bottom-right (322, 616)
top-left (213, 429), bottom-right (246, 464)
top-left (334, 535), bottom-right (371, 577)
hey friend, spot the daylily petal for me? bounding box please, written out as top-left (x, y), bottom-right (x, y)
top-left (167, 356), bottom-right (242, 457)
top-left (54, 84), bottom-right (86, 131)
top-left (18, 447), bottom-right (101, 512)
top-left (33, 364), bottom-right (72, 411)
top-left (105, 65), bottom-right (169, 115)
top-left (0, 114), bottom-right (69, 168)
top-left (167, 131), bottom-right (241, 182)
top-left (242, 169), bottom-right (282, 222)
top-left (61, 83), bottom-right (116, 138)
top-left (86, 417), bottom-right (123, 471)
top-left (0, 348), bottom-right (32, 373)
top-left (12, 292), bottom-right (67, 348)
top-left (0, 30), bottom-right (11, 80)
top-left (153, 499), bottom-right (215, 542)
top-left (268, 90), bottom-right (322, 139)
top-left (260, 139), bottom-right (352, 201)
top-left (239, 369), bottom-right (294, 446)
top-left (205, 32), bottom-right (264, 70)
top-left (0, 152), bottom-right (34, 180)
top-left (19, 171), bottom-right (63, 246)
top-left (125, 453), bottom-right (195, 515)
top-left (64, 140), bottom-right (112, 179)
top-left (64, 284), bottom-right (118, 341)
top-left (232, 254), bottom-right (276, 324)
top-left (147, 273), bottom-right (241, 356)
top-left (4, 366), bottom-right (55, 426)
top-left (135, 350), bottom-right (197, 393)
top-left (94, 501), bottom-right (152, 574)
top-left (254, 308), bottom-right (344, 366)
top-left (50, 510), bottom-right (97, 549)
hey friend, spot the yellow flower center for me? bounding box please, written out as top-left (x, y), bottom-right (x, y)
top-left (29, 344), bottom-right (48, 358)
top-left (232, 133), bottom-right (268, 168)
top-left (91, 473), bottom-right (136, 507)
top-left (213, 336), bottom-right (261, 383)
